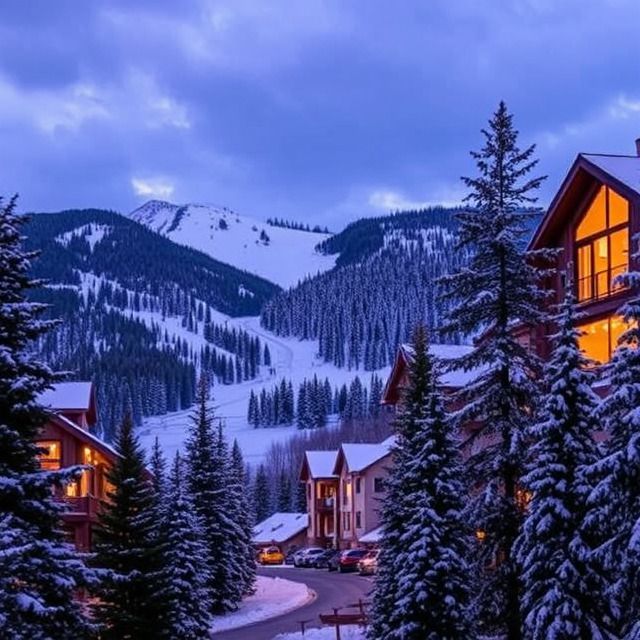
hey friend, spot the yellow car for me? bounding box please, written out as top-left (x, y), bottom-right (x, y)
top-left (258, 546), bottom-right (285, 565)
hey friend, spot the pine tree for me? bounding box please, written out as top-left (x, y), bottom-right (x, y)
top-left (160, 453), bottom-right (212, 639)
top-left (514, 284), bottom-right (608, 639)
top-left (229, 441), bottom-right (256, 596)
top-left (92, 413), bottom-right (163, 639)
top-left (582, 243), bottom-right (640, 638)
top-left (439, 101), bottom-right (548, 639)
top-left (253, 464), bottom-right (272, 523)
top-left (277, 469), bottom-right (292, 511)
top-left (369, 326), bottom-right (472, 640)
top-left (184, 379), bottom-right (229, 614)
top-left (0, 196), bottom-right (95, 638)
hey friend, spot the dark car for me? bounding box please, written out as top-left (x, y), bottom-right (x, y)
top-left (313, 549), bottom-right (339, 569)
top-left (327, 550), bottom-right (341, 572)
top-left (338, 548), bottom-right (368, 573)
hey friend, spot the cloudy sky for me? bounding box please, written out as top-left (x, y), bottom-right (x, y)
top-left (2, 0), bottom-right (640, 228)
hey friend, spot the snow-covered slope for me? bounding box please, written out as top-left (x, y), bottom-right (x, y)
top-left (129, 200), bottom-right (336, 289)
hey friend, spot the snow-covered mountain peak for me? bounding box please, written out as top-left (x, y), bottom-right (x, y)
top-left (129, 200), bottom-right (336, 289)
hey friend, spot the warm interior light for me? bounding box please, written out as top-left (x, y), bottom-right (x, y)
top-left (66, 482), bottom-right (78, 497)
top-left (475, 529), bottom-right (486, 542)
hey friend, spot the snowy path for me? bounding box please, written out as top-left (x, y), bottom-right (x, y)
top-left (210, 574), bottom-right (313, 634)
top-left (215, 568), bottom-right (372, 640)
top-left (138, 316), bottom-right (391, 464)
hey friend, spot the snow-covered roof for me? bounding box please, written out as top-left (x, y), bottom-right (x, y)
top-left (304, 451), bottom-right (338, 479)
top-left (51, 413), bottom-right (120, 460)
top-left (400, 342), bottom-right (480, 388)
top-left (359, 526), bottom-right (383, 544)
top-left (253, 512), bottom-right (309, 544)
top-left (582, 154), bottom-right (640, 196)
top-left (38, 382), bottom-right (94, 411)
top-left (337, 441), bottom-right (393, 474)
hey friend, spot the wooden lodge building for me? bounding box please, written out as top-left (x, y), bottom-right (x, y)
top-left (36, 382), bottom-right (119, 551)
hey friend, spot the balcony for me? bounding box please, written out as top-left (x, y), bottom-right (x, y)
top-left (59, 495), bottom-right (100, 519)
top-left (577, 263), bottom-right (627, 303)
top-left (316, 497), bottom-right (335, 511)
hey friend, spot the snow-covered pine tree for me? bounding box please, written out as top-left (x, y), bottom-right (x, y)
top-left (184, 378), bottom-right (229, 614)
top-left (160, 453), bottom-right (212, 639)
top-left (229, 440), bottom-right (256, 596)
top-left (253, 464), bottom-right (272, 522)
top-left (277, 469), bottom-right (292, 510)
top-left (582, 239), bottom-right (640, 638)
top-left (0, 196), bottom-right (95, 639)
top-left (514, 282), bottom-right (608, 639)
top-left (92, 413), bottom-right (164, 639)
top-left (439, 101), bottom-right (549, 639)
top-left (368, 326), bottom-right (472, 640)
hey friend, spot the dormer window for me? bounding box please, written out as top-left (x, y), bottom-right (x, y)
top-left (576, 185), bottom-right (629, 302)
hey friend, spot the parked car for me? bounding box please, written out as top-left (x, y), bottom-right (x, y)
top-left (358, 549), bottom-right (380, 575)
top-left (312, 549), bottom-right (340, 569)
top-left (284, 546), bottom-right (300, 565)
top-left (293, 547), bottom-right (325, 567)
top-left (258, 546), bottom-right (285, 565)
top-left (327, 550), bottom-right (341, 572)
top-left (338, 548), bottom-right (368, 573)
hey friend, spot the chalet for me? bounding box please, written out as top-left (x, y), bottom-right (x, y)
top-left (530, 142), bottom-right (640, 364)
top-left (253, 512), bottom-right (309, 555)
top-left (332, 437), bottom-right (394, 548)
top-left (300, 450), bottom-right (340, 547)
top-left (36, 382), bottom-right (119, 551)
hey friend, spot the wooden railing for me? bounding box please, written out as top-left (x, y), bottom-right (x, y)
top-left (60, 495), bottom-right (100, 517)
top-left (316, 497), bottom-right (335, 511)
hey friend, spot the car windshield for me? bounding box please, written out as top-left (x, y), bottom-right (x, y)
top-left (266, 547), bottom-right (279, 553)
top-left (308, 549), bottom-right (323, 555)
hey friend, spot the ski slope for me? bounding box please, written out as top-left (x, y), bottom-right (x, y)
top-left (137, 316), bottom-right (392, 466)
top-left (129, 200), bottom-right (336, 289)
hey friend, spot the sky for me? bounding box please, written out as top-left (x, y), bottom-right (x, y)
top-left (2, 0), bottom-right (640, 229)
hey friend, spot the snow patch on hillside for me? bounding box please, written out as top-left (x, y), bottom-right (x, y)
top-left (56, 224), bottom-right (112, 251)
top-left (130, 200), bottom-right (336, 288)
top-left (138, 315), bottom-right (391, 465)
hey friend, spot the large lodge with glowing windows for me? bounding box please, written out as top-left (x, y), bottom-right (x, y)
top-left (36, 382), bottom-right (119, 551)
top-left (530, 142), bottom-right (640, 364)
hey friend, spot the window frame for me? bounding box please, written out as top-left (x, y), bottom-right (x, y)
top-left (36, 440), bottom-right (62, 470)
top-left (574, 185), bottom-right (629, 303)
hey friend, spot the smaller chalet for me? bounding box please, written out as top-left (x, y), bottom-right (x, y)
top-left (36, 382), bottom-right (119, 551)
top-left (300, 450), bottom-right (339, 547)
top-left (253, 512), bottom-right (309, 554)
top-left (333, 437), bottom-right (394, 548)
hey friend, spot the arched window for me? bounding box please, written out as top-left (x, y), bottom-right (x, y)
top-left (575, 185), bottom-right (629, 302)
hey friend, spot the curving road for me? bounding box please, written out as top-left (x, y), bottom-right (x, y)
top-left (216, 567), bottom-right (373, 640)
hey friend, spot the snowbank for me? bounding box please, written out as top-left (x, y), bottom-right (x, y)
top-left (273, 627), bottom-right (365, 640)
top-left (210, 575), bottom-right (313, 633)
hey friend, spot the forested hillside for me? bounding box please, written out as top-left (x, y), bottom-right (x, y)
top-left (24, 210), bottom-right (279, 440)
top-left (261, 207), bottom-right (470, 369)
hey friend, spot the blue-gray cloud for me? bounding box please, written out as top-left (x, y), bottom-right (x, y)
top-left (2, 0), bottom-right (639, 228)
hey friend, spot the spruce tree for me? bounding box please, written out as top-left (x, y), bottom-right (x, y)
top-left (514, 285), bottom-right (607, 639)
top-left (368, 326), bottom-right (472, 640)
top-left (92, 413), bottom-right (163, 640)
top-left (253, 464), bottom-right (272, 522)
top-left (160, 453), bottom-right (212, 639)
top-left (440, 101), bottom-right (548, 639)
top-left (582, 243), bottom-right (640, 638)
top-left (0, 196), bottom-right (95, 638)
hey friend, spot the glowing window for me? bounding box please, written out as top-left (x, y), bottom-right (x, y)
top-left (575, 186), bottom-right (629, 302)
top-left (577, 315), bottom-right (629, 364)
top-left (37, 441), bottom-right (61, 470)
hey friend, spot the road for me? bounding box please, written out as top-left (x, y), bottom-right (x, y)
top-left (215, 567), bottom-right (373, 640)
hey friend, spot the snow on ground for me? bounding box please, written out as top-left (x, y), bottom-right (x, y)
top-left (138, 315), bottom-right (392, 465)
top-left (273, 627), bottom-right (365, 640)
top-left (210, 575), bottom-right (313, 634)
top-left (130, 200), bottom-right (336, 288)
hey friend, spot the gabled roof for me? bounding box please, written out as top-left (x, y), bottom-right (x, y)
top-left (333, 440), bottom-right (394, 475)
top-left (38, 382), bottom-right (97, 426)
top-left (48, 413), bottom-right (120, 462)
top-left (381, 342), bottom-right (478, 405)
top-left (359, 525), bottom-right (383, 543)
top-left (300, 450), bottom-right (338, 481)
top-left (253, 512), bottom-right (309, 544)
top-left (530, 153), bottom-right (640, 251)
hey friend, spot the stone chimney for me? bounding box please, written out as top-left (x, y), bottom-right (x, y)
top-left (636, 138), bottom-right (640, 156)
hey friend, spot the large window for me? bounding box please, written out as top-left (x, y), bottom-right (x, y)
top-left (578, 315), bottom-right (628, 363)
top-left (36, 441), bottom-right (61, 470)
top-left (576, 185), bottom-right (629, 302)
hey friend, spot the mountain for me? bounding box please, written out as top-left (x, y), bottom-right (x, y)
top-left (261, 207), bottom-right (470, 370)
top-left (24, 209), bottom-right (280, 440)
top-left (129, 200), bottom-right (336, 288)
